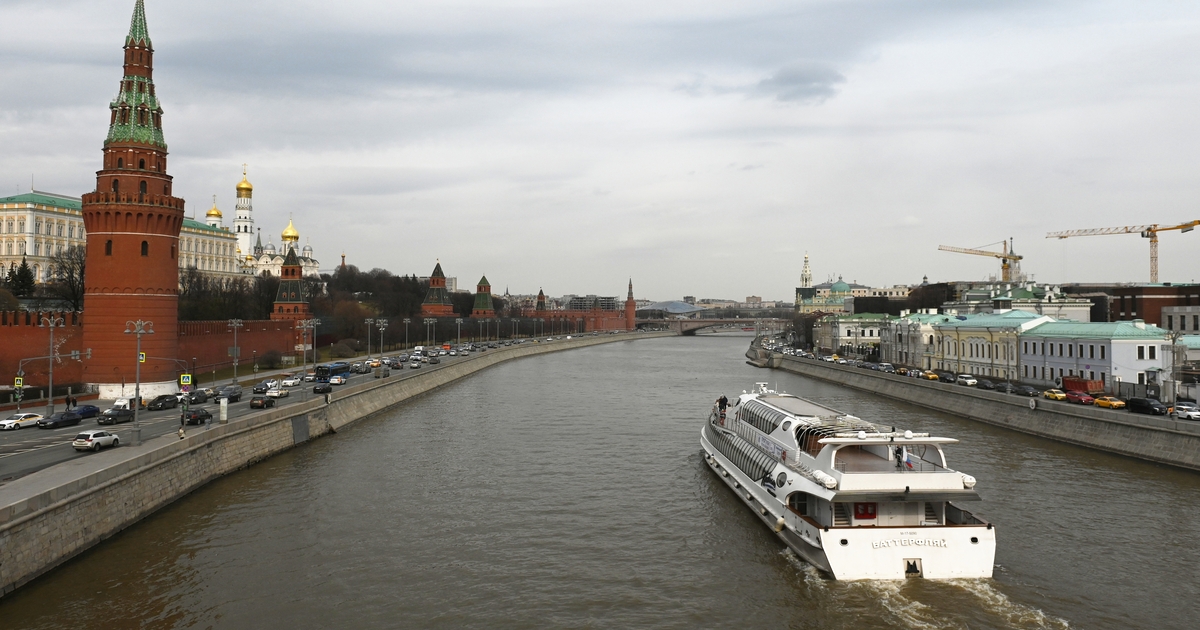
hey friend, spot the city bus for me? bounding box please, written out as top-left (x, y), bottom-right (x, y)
top-left (315, 362), bottom-right (352, 382)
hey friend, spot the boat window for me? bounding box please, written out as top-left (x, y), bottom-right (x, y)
top-left (781, 421), bottom-right (792, 432)
top-left (741, 400), bottom-right (785, 434)
top-left (786, 491), bottom-right (809, 516)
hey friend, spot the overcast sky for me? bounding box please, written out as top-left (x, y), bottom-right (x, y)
top-left (3, 0), bottom-right (1199, 300)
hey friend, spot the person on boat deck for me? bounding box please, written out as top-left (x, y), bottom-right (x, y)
top-left (716, 395), bottom-right (729, 417)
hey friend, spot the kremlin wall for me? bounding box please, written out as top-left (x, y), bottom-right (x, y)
top-left (2, 2), bottom-right (634, 401)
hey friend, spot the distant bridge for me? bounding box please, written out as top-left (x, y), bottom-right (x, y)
top-left (635, 318), bottom-right (788, 336)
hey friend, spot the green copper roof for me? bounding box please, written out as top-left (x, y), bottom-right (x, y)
top-left (478, 275), bottom-right (490, 287)
top-left (1024, 320), bottom-right (1169, 340)
top-left (935, 310), bottom-right (1047, 329)
top-left (105, 74), bottom-right (166, 148)
top-left (181, 218), bottom-right (234, 235)
top-left (0, 191), bottom-right (82, 210)
top-left (1181, 335), bottom-right (1200, 350)
top-left (126, 0), bottom-right (151, 48)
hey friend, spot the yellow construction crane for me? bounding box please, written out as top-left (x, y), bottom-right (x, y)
top-left (938, 239), bottom-right (1023, 282)
top-left (1046, 220), bottom-right (1198, 283)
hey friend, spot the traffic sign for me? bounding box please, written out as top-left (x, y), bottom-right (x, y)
top-left (13, 377), bottom-right (22, 388)
top-left (181, 384), bottom-right (191, 393)
top-left (180, 373), bottom-right (192, 385)
top-left (138, 352), bottom-right (146, 363)
top-left (253, 364), bottom-right (260, 374)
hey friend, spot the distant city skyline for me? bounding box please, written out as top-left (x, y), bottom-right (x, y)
top-left (3, 1), bottom-right (1200, 299)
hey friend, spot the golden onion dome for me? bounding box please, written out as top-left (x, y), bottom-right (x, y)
top-left (281, 218), bottom-right (300, 242)
top-left (236, 165), bottom-right (253, 198)
top-left (206, 198), bottom-right (222, 218)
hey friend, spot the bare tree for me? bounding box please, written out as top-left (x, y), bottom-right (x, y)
top-left (49, 246), bottom-right (86, 311)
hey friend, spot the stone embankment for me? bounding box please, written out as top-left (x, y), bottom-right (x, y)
top-left (0, 332), bottom-right (674, 597)
top-left (773, 355), bottom-right (1200, 472)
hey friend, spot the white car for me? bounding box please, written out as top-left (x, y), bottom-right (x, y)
top-left (266, 387), bottom-right (290, 398)
top-left (956, 374), bottom-right (978, 386)
top-left (281, 376), bottom-right (301, 387)
top-left (72, 429), bottom-right (120, 452)
top-left (303, 372), bottom-right (316, 382)
top-left (328, 375), bottom-right (347, 385)
top-left (1, 413), bottom-right (43, 430)
top-left (1173, 402), bottom-right (1200, 420)
top-left (261, 379), bottom-right (280, 389)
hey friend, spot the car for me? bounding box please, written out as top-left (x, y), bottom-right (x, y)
top-left (1015, 385), bottom-right (1042, 397)
top-left (282, 376), bottom-right (302, 387)
top-left (976, 379), bottom-right (995, 390)
top-left (112, 396), bottom-right (146, 410)
top-left (449, 350), bottom-right (457, 356)
top-left (878, 363), bottom-right (895, 373)
top-left (937, 372), bottom-right (956, 383)
top-left (266, 387), bottom-right (289, 398)
top-left (428, 356), bottom-right (441, 364)
top-left (328, 375), bottom-right (347, 386)
top-left (249, 396), bottom-right (276, 409)
top-left (1094, 396), bottom-right (1126, 409)
top-left (994, 382), bottom-right (1017, 394)
top-left (182, 408), bottom-right (213, 425)
top-left (97, 408), bottom-right (135, 424)
top-left (410, 361), bottom-right (421, 369)
top-left (1127, 397), bottom-right (1168, 415)
top-left (187, 390), bottom-right (209, 404)
top-left (214, 386), bottom-right (243, 402)
top-left (72, 429), bottom-right (119, 452)
top-left (956, 374), bottom-right (978, 386)
top-left (1065, 391), bottom-right (1095, 405)
top-left (1, 413), bottom-right (43, 430)
top-left (303, 372), bottom-right (317, 382)
top-left (70, 404), bottom-right (101, 419)
top-left (350, 362), bottom-right (365, 374)
top-left (37, 412), bottom-right (83, 429)
top-left (1043, 389), bottom-right (1067, 401)
top-left (1171, 402), bottom-right (1200, 420)
top-left (147, 394), bottom-right (179, 411)
top-left (252, 382), bottom-right (271, 394)
top-left (313, 382), bottom-right (332, 394)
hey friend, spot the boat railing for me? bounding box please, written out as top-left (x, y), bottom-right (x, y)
top-left (833, 453), bottom-right (949, 474)
top-left (946, 502), bottom-right (988, 526)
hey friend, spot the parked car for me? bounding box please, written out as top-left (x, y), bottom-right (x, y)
top-left (1015, 385), bottom-right (1042, 397)
top-left (313, 382), bottom-right (333, 394)
top-left (920, 370), bottom-right (939, 381)
top-left (38, 412), bottom-right (83, 429)
top-left (214, 385), bottom-right (243, 402)
top-left (266, 387), bottom-right (289, 398)
top-left (72, 429), bottom-right (119, 452)
top-left (1, 412), bottom-right (43, 430)
top-left (1171, 402), bottom-right (1200, 420)
top-left (1094, 396), bottom-right (1126, 409)
top-left (1043, 389), bottom-right (1067, 401)
top-left (182, 408), bottom-right (213, 425)
top-left (148, 394), bottom-right (179, 411)
top-left (249, 395), bottom-right (276, 409)
top-left (1126, 397), bottom-right (1168, 415)
top-left (956, 374), bottom-right (978, 386)
top-left (976, 379), bottom-right (995, 390)
top-left (282, 376), bottom-right (302, 387)
top-left (97, 408), bottom-right (135, 425)
top-left (993, 382), bottom-right (1017, 394)
top-left (1065, 391), bottom-right (1095, 405)
top-left (937, 372), bottom-right (956, 383)
top-left (328, 375), bottom-right (347, 386)
top-left (878, 363), bottom-right (895, 373)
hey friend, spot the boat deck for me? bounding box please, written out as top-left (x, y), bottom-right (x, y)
top-left (834, 447), bottom-right (947, 473)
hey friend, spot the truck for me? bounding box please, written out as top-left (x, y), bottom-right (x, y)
top-left (1061, 376), bottom-right (1104, 395)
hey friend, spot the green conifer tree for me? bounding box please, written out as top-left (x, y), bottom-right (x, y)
top-left (11, 256), bottom-right (36, 297)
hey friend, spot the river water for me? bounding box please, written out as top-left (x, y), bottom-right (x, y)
top-left (2, 335), bottom-right (1198, 629)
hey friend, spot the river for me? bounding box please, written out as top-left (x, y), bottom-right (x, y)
top-left (1, 334), bottom-right (1197, 629)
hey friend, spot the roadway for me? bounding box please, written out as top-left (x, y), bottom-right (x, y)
top-left (0, 342), bottom-right (522, 484)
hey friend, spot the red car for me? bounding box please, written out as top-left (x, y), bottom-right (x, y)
top-left (1065, 390), bottom-right (1095, 405)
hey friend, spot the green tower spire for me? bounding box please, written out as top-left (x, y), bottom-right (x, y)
top-left (126, 0), bottom-right (151, 48)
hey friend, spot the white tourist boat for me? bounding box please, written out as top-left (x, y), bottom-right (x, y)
top-left (702, 383), bottom-right (996, 580)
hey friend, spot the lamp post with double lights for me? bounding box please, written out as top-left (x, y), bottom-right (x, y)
top-left (477, 318), bottom-right (483, 342)
top-left (40, 315), bottom-right (66, 418)
top-left (424, 318), bottom-right (436, 345)
top-left (456, 318), bottom-right (463, 347)
top-left (365, 318), bottom-right (374, 359)
top-left (376, 319), bottom-right (388, 357)
top-left (403, 318), bottom-right (411, 350)
top-left (297, 318), bottom-right (320, 390)
top-left (228, 319), bottom-right (243, 384)
top-left (124, 319), bottom-right (154, 445)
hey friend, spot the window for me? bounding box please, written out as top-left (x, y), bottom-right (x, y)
top-left (1078, 344), bottom-right (1083, 357)
top-left (1023, 341), bottom-right (1029, 354)
top-left (139, 158), bottom-right (145, 170)
top-left (141, 241), bottom-right (148, 256)
top-left (112, 179), bottom-right (119, 193)
top-left (1194, 315), bottom-right (1199, 331)
top-left (1068, 344), bottom-right (1073, 357)
top-left (68, 225), bottom-right (74, 238)
top-left (139, 181), bottom-right (147, 195)
top-left (1041, 342), bottom-right (1045, 355)
top-left (1100, 346), bottom-right (1105, 360)
top-left (117, 158), bottom-right (124, 168)
top-left (1138, 346), bottom-right (1145, 360)
top-left (1089, 345), bottom-right (1095, 359)
top-left (105, 240), bottom-right (112, 255)
top-left (1058, 343), bottom-right (1064, 356)
top-left (1149, 346), bottom-right (1156, 360)
top-left (171, 244), bottom-right (176, 259)
top-left (1168, 315), bottom-right (1174, 330)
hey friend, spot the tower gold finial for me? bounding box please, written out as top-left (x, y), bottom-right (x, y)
top-left (236, 164), bottom-right (254, 198)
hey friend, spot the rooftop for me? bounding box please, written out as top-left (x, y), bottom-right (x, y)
top-left (0, 191), bottom-right (83, 210)
top-left (1024, 320), bottom-right (1169, 340)
top-left (935, 309), bottom-right (1047, 329)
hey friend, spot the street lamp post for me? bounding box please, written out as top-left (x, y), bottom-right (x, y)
top-left (424, 318), bottom-right (435, 345)
top-left (228, 319), bottom-right (243, 384)
top-left (477, 319), bottom-right (483, 342)
top-left (403, 318), bottom-right (411, 350)
top-left (124, 319), bottom-right (154, 445)
top-left (40, 315), bottom-right (65, 418)
top-left (365, 318), bottom-right (374, 359)
top-left (456, 318), bottom-right (463, 347)
top-left (377, 319), bottom-right (388, 357)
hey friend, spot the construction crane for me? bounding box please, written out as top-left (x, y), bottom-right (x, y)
top-left (1046, 220), bottom-right (1199, 283)
top-left (938, 239), bottom-right (1023, 282)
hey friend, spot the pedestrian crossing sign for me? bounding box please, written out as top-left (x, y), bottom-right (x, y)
top-left (13, 377), bottom-right (22, 388)
top-left (180, 373), bottom-right (192, 385)
top-left (138, 352), bottom-right (146, 363)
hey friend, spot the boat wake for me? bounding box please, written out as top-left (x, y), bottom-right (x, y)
top-left (946, 579), bottom-right (1071, 629)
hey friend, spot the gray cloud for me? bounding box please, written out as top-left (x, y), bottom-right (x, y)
top-left (755, 61), bottom-right (846, 102)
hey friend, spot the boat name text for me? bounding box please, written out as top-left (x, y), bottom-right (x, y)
top-left (872, 538), bottom-right (948, 549)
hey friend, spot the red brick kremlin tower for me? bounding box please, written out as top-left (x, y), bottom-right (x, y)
top-left (81, 0), bottom-right (186, 398)
top-left (471, 276), bottom-right (495, 318)
top-left (420, 262), bottom-right (455, 316)
top-left (625, 279), bottom-right (636, 331)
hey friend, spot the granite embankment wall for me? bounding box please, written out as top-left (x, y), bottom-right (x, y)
top-left (772, 355), bottom-right (1200, 471)
top-left (0, 332), bottom-right (674, 597)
